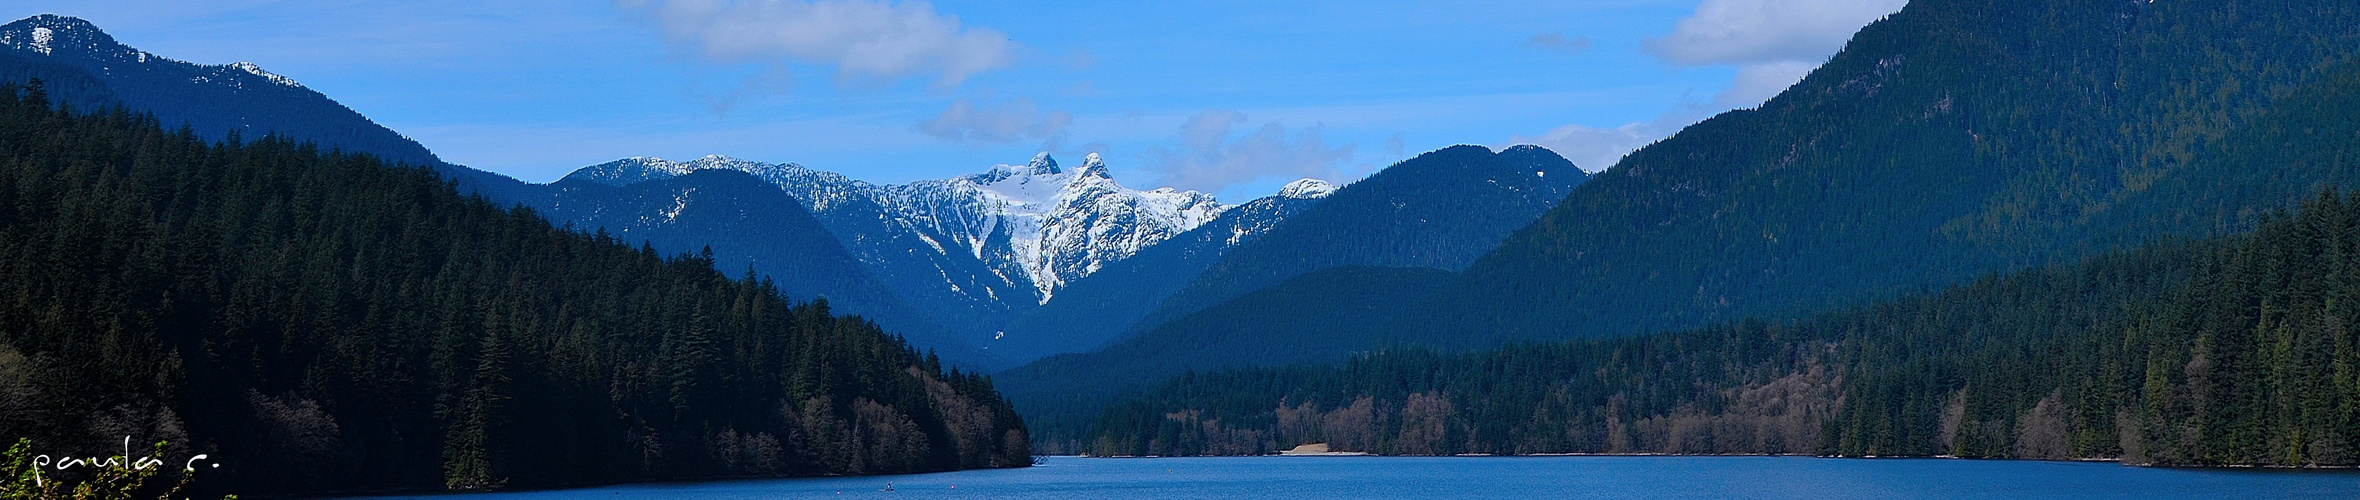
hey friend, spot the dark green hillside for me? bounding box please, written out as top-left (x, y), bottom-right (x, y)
top-left (998, 266), bottom-right (1452, 452)
top-left (1138, 145), bottom-right (1583, 345)
top-left (1406, 0), bottom-right (2360, 347)
top-left (1088, 190), bottom-right (2360, 465)
top-left (0, 87), bottom-right (1026, 497)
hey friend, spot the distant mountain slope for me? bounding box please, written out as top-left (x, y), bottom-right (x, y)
top-left (1128, 144), bottom-right (1586, 340)
top-left (534, 169), bottom-right (987, 363)
top-left (0, 14), bottom-right (433, 165)
top-left (1001, 266), bottom-right (1455, 451)
top-left (988, 179), bottom-right (1332, 362)
top-left (0, 14), bottom-right (536, 200)
top-left (557, 155), bottom-right (1031, 349)
top-left (1403, 0), bottom-right (2360, 347)
top-left (552, 153), bottom-right (1234, 356)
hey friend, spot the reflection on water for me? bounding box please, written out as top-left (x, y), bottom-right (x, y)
top-left (346, 455), bottom-right (2360, 499)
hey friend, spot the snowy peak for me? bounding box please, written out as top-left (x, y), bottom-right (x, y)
top-left (922, 152), bottom-right (1228, 300)
top-left (971, 152), bottom-right (1063, 184)
top-left (562, 157), bottom-right (692, 186)
top-left (229, 62), bottom-right (300, 87)
top-left (1027, 152), bottom-right (1061, 175)
top-left (1077, 153), bottom-right (1112, 180)
top-left (1, 15), bottom-right (133, 60)
top-left (1279, 178), bottom-right (1337, 199)
top-left (0, 15), bottom-right (318, 93)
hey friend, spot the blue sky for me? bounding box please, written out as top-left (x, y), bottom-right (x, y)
top-left (0, 0), bottom-right (1903, 201)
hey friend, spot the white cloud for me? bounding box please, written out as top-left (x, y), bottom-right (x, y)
top-left (1509, 122), bottom-right (1664, 174)
top-left (915, 97), bottom-right (1071, 147)
top-left (620, 0), bottom-right (1015, 88)
top-left (1715, 60), bottom-right (1820, 108)
top-left (1512, 0), bottom-right (1904, 170)
top-left (1525, 33), bottom-right (1592, 56)
top-left (1143, 110), bottom-right (1355, 194)
top-left (1643, 0), bottom-right (1905, 66)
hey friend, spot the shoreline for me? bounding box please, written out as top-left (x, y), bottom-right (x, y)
top-left (1058, 453), bottom-right (2360, 470)
top-left (311, 463), bottom-right (1034, 500)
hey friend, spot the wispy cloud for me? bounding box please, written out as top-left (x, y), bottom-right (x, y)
top-left (1142, 110), bottom-right (1354, 195)
top-left (1512, 0), bottom-right (1904, 171)
top-left (619, 0), bottom-right (1015, 88)
top-left (1509, 122), bottom-right (1660, 174)
top-left (1643, 0), bottom-right (1904, 66)
top-left (1648, 0), bottom-right (1903, 108)
top-left (915, 96), bottom-right (1071, 149)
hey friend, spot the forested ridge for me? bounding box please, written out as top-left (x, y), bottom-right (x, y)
top-left (1086, 189), bottom-right (2360, 466)
top-left (0, 83), bottom-right (1028, 497)
top-left (1084, 42), bottom-right (2360, 463)
top-left (1007, 266), bottom-right (1454, 453)
top-left (1401, 0), bottom-right (2360, 348)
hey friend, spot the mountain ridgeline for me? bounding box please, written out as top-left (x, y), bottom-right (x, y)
top-left (1400, 0), bottom-right (2360, 348)
top-left (0, 87), bottom-right (1027, 497)
top-left (996, 145), bottom-right (1588, 451)
top-left (0, 14), bottom-right (538, 202)
top-left (1131, 144), bottom-right (1584, 337)
top-left (1088, 189), bottom-right (2360, 466)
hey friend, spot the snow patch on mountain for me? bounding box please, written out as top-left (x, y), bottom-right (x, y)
top-left (231, 62), bottom-right (300, 87)
top-left (1279, 178), bottom-right (1337, 199)
top-left (24, 26), bottom-right (49, 54)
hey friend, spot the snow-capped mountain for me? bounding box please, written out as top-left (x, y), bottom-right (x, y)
top-left (880, 153), bottom-right (1226, 300)
top-left (550, 153), bottom-right (1340, 367)
top-left (561, 152), bottom-right (1230, 302)
top-left (989, 178), bottom-right (1334, 361)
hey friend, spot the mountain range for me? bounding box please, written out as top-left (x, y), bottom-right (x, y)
top-left (536, 152), bottom-right (1272, 366)
top-left (7, 0), bottom-right (2360, 484)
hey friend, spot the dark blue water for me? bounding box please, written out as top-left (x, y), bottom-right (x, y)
top-left (351, 456), bottom-right (2360, 499)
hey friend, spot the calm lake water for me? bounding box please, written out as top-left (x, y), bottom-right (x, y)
top-left (351, 455), bottom-right (2360, 499)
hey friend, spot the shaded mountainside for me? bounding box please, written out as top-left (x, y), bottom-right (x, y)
top-left (556, 155), bottom-right (1040, 345)
top-left (533, 170), bottom-right (993, 365)
top-left (0, 89), bottom-right (1027, 497)
top-left (0, 14), bottom-right (540, 205)
top-left (1402, 0), bottom-right (2360, 348)
top-left (1088, 190), bottom-right (2360, 466)
top-left (0, 15), bottom-right (434, 166)
top-left (1132, 145), bottom-right (1585, 346)
top-left (989, 186), bottom-right (1328, 362)
top-left (1000, 266), bottom-right (1454, 452)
